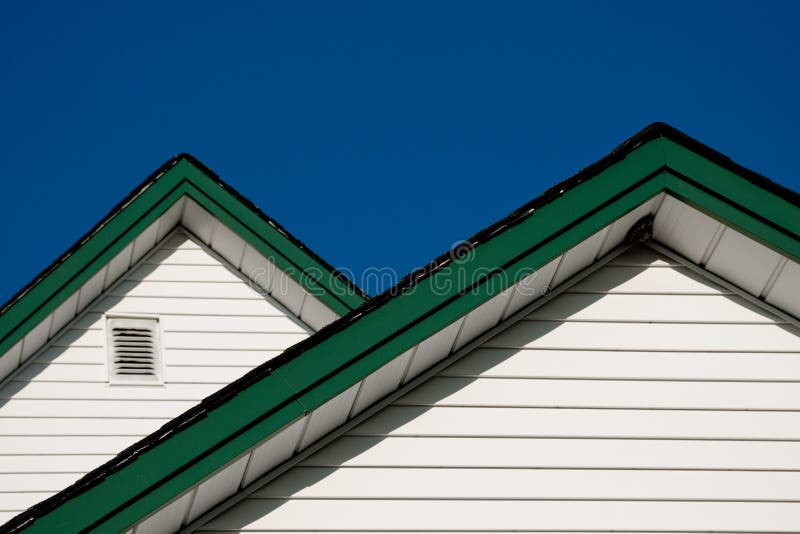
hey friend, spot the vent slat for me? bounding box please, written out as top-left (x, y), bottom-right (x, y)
top-left (107, 317), bottom-right (161, 384)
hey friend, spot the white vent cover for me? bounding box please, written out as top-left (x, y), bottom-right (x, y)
top-left (106, 317), bottom-right (163, 384)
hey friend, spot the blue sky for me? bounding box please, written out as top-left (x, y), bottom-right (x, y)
top-left (1, 1), bottom-right (798, 299)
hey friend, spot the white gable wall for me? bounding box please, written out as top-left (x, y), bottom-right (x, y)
top-left (0, 230), bottom-right (313, 522)
top-left (200, 246), bottom-right (800, 533)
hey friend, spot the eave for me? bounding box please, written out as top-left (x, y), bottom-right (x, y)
top-left (6, 122), bottom-right (800, 533)
top-left (0, 155), bottom-right (369, 382)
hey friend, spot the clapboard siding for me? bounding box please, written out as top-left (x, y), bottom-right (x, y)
top-left (0, 231), bottom-right (313, 517)
top-left (302, 436), bottom-right (800, 470)
top-left (444, 348), bottom-right (800, 380)
top-left (257, 467), bottom-right (800, 500)
top-left (203, 246), bottom-right (800, 533)
top-left (350, 406), bottom-right (800, 440)
top-left (204, 500), bottom-right (800, 531)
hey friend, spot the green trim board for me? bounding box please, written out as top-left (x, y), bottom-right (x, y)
top-left (6, 123), bottom-right (800, 533)
top-left (0, 155), bottom-right (368, 361)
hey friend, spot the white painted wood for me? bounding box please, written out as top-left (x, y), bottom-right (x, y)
top-left (131, 219), bottom-right (160, 266)
top-left (49, 328), bottom-right (104, 347)
top-left (76, 266), bottom-right (107, 310)
top-left (609, 246), bottom-right (678, 266)
top-left (50, 293), bottom-right (79, 337)
top-left (0, 493), bottom-right (58, 513)
top-left (299, 384), bottom-right (360, 450)
top-left (270, 270), bottom-right (306, 316)
top-left (0, 418), bottom-right (168, 436)
top-left (0, 455), bottom-right (114, 473)
top-left (21, 320), bottom-right (51, 362)
top-left (350, 349), bottom-right (415, 416)
top-left (528, 292), bottom-right (779, 322)
top-left (155, 198), bottom-right (185, 243)
top-left (257, 467), bottom-right (800, 500)
top-left (0, 231), bottom-right (313, 519)
top-left (0, 473), bottom-right (85, 492)
top-left (352, 406), bottom-right (800, 441)
top-left (203, 500), bottom-right (800, 531)
top-left (485, 320), bottom-right (800, 351)
top-left (767, 258), bottom-right (800, 319)
top-left (147, 247), bottom-right (221, 265)
top-left (0, 399), bottom-right (195, 418)
top-left (0, 341), bottom-right (22, 380)
top-left (94, 295), bottom-right (285, 316)
top-left (569, 264), bottom-right (729, 294)
top-left (163, 332), bottom-right (306, 351)
top-left (14, 362), bottom-right (255, 384)
top-left (0, 436), bottom-right (140, 455)
top-left (403, 319), bottom-right (464, 382)
top-left (452, 289), bottom-right (512, 350)
top-left (211, 221), bottom-right (247, 269)
top-left (127, 263), bottom-right (244, 283)
top-left (654, 195), bottom-right (723, 263)
top-left (239, 246), bottom-right (276, 294)
top-left (188, 455), bottom-right (251, 523)
top-left (164, 366), bottom-right (254, 384)
top-left (501, 256), bottom-right (559, 320)
top-left (202, 252), bottom-right (800, 533)
top-left (166, 350), bottom-right (284, 368)
top-left (303, 435), bottom-right (800, 470)
top-left (446, 348), bottom-right (800, 381)
top-left (104, 242), bottom-right (134, 289)
top-left (159, 315), bottom-right (307, 333)
top-left (134, 491), bottom-right (193, 534)
top-left (300, 297), bottom-right (339, 331)
top-left (706, 227), bottom-right (783, 296)
top-left (110, 281), bottom-right (268, 299)
top-left (35, 345), bottom-right (103, 364)
top-left (161, 231), bottom-right (202, 250)
top-left (242, 418), bottom-right (308, 488)
top-left (551, 227), bottom-right (608, 287)
top-left (596, 195), bottom-right (661, 258)
top-left (0, 381), bottom-right (228, 400)
top-left (181, 199), bottom-right (216, 244)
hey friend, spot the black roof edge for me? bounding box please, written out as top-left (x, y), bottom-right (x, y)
top-left (0, 153), bottom-right (368, 320)
top-left (175, 153), bottom-right (370, 302)
top-left (6, 121), bottom-right (798, 532)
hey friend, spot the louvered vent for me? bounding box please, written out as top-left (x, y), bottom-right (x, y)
top-left (106, 317), bottom-right (163, 384)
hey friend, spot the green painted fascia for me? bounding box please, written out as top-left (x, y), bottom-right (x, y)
top-left (0, 158), bottom-right (366, 360)
top-left (17, 131), bottom-right (800, 533)
top-left (661, 139), bottom-right (800, 262)
top-left (176, 160), bottom-right (365, 311)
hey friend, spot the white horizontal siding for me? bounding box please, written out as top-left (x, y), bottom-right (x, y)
top-left (257, 467), bottom-right (800, 500)
top-left (303, 435), bottom-right (800, 470)
top-left (0, 230), bottom-right (313, 519)
top-left (203, 245), bottom-right (800, 533)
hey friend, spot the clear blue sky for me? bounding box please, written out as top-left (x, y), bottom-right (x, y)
top-left (1, 1), bottom-right (798, 299)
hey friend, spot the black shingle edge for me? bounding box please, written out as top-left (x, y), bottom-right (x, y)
top-left (4, 121), bottom-right (797, 533)
top-left (0, 153), bottom-right (370, 320)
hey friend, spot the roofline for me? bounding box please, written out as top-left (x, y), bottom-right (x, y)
top-left (0, 154), bottom-right (368, 318)
top-left (175, 153), bottom-right (370, 302)
top-left (0, 155), bottom-right (181, 317)
top-left (7, 122), bottom-right (800, 532)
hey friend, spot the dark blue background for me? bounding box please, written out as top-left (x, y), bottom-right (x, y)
top-left (1, 1), bottom-right (798, 299)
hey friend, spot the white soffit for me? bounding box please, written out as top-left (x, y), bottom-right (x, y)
top-left (705, 227), bottom-right (783, 296)
top-left (653, 195), bottom-right (724, 264)
top-left (653, 195), bottom-right (798, 319)
top-left (765, 259), bottom-right (800, 318)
